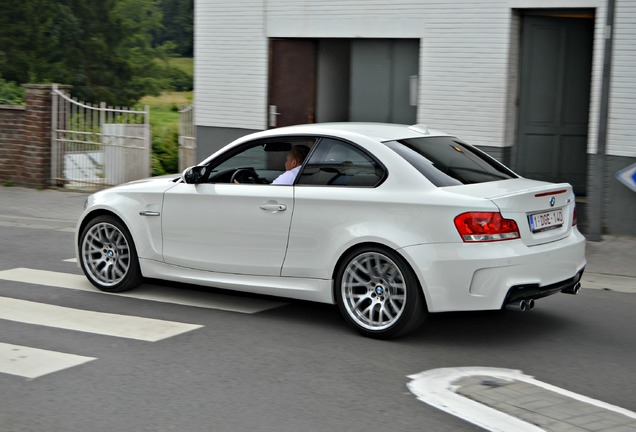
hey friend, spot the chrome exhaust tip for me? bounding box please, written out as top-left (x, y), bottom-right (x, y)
top-left (561, 282), bottom-right (581, 295)
top-left (506, 299), bottom-right (528, 311)
top-left (526, 299), bottom-right (535, 311)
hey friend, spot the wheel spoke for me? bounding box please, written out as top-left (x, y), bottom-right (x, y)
top-left (341, 251), bottom-right (408, 332)
top-left (82, 222), bottom-right (131, 287)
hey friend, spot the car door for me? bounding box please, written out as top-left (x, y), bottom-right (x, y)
top-left (282, 137), bottom-right (388, 279)
top-left (161, 140), bottom-right (303, 276)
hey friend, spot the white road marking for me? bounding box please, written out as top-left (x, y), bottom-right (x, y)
top-left (0, 268), bottom-right (286, 314)
top-left (0, 296), bottom-right (202, 342)
top-left (0, 342), bottom-right (95, 379)
top-left (407, 367), bottom-right (636, 432)
top-left (63, 258), bottom-right (77, 263)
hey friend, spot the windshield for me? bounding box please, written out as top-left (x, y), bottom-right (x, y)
top-left (384, 137), bottom-right (517, 186)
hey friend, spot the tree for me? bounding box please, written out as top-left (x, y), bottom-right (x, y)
top-left (153, 0), bottom-right (193, 57)
top-left (0, 0), bottom-right (175, 106)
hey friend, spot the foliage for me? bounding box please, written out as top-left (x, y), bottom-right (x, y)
top-left (153, 0), bottom-right (194, 57)
top-left (0, 0), bottom-right (193, 106)
top-left (0, 76), bottom-right (24, 104)
top-left (151, 125), bottom-right (179, 176)
top-left (141, 91), bottom-right (192, 175)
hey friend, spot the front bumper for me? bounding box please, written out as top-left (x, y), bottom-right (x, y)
top-left (399, 229), bottom-right (586, 313)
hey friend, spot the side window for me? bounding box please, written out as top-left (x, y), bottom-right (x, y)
top-left (297, 138), bottom-right (385, 187)
top-left (205, 137), bottom-right (316, 184)
top-left (214, 145), bottom-right (267, 171)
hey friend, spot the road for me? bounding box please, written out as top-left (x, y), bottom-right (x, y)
top-left (1, 220), bottom-right (635, 432)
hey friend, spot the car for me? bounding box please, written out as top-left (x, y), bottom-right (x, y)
top-left (76, 122), bottom-right (586, 339)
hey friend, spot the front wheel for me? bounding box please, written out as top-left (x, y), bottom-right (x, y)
top-left (335, 247), bottom-right (427, 339)
top-left (79, 215), bottom-right (143, 292)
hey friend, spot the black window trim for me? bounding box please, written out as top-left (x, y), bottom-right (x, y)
top-left (295, 135), bottom-right (388, 188)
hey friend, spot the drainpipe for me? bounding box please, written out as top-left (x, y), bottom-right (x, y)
top-left (588, 0), bottom-right (616, 242)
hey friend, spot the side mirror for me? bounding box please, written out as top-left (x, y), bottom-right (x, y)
top-left (182, 166), bottom-right (208, 184)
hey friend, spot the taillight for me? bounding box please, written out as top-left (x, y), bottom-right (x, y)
top-left (454, 212), bottom-right (520, 242)
top-left (572, 204), bottom-right (577, 226)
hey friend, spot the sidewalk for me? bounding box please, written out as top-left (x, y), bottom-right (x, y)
top-left (0, 186), bottom-right (634, 292)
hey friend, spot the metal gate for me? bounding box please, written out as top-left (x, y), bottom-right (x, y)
top-left (51, 84), bottom-right (151, 190)
top-left (178, 104), bottom-right (196, 172)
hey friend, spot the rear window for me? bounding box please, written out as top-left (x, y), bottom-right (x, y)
top-left (384, 137), bottom-right (517, 186)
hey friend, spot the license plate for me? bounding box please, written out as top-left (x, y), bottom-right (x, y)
top-left (528, 209), bottom-right (564, 233)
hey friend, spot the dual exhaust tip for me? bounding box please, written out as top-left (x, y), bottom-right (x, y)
top-left (506, 298), bottom-right (535, 312)
top-left (505, 282), bottom-right (581, 312)
top-left (561, 282), bottom-right (581, 295)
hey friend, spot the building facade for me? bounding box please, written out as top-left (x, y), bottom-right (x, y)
top-left (194, 0), bottom-right (636, 235)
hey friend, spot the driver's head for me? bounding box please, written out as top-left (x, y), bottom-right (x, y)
top-left (285, 145), bottom-right (310, 171)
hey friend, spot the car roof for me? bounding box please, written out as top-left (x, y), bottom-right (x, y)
top-left (253, 123), bottom-right (452, 142)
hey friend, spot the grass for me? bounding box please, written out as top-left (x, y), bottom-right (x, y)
top-left (167, 57), bottom-right (194, 76)
top-left (139, 91), bottom-right (193, 125)
top-left (139, 91), bottom-right (193, 175)
top-left (138, 57), bottom-right (194, 175)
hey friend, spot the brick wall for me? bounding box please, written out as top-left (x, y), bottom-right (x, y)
top-left (0, 84), bottom-right (70, 188)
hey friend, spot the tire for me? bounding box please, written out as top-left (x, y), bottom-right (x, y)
top-left (79, 215), bottom-right (143, 292)
top-left (335, 246), bottom-right (427, 339)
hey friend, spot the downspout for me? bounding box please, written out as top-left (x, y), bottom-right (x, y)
top-left (588, 0), bottom-right (616, 241)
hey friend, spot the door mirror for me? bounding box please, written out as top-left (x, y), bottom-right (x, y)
top-left (182, 166), bottom-right (208, 184)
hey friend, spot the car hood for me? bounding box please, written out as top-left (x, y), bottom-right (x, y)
top-left (103, 174), bottom-right (182, 193)
top-left (86, 175), bottom-right (181, 208)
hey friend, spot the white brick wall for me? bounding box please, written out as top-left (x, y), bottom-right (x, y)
top-left (196, 0), bottom-right (635, 157)
top-left (195, 0), bottom-right (269, 130)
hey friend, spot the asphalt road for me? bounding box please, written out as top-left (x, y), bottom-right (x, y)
top-left (1, 223), bottom-right (635, 432)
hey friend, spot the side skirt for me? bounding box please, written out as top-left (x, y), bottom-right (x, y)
top-left (139, 259), bottom-right (335, 304)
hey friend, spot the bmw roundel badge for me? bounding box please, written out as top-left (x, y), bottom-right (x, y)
top-left (549, 197), bottom-right (556, 207)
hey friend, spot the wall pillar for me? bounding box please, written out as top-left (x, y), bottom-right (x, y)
top-left (0, 84), bottom-right (71, 188)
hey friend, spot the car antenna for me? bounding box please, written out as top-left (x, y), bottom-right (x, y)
top-left (408, 124), bottom-right (430, 135)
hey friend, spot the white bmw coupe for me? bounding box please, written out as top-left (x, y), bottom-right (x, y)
top-left (76, 123), bottom-right (586, 338)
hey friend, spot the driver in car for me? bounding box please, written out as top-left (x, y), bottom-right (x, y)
top-left (271, 145), bottom-right (310, 185)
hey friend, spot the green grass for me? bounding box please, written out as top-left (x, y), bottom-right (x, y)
top-left (139, 90), bottom-right (193, 175)
top-left (140, 91), bottom-right (193, 124)
top-left (168, 57), bottom-right (194, 76)
top-left (138, 57), bottom-right (194, 175)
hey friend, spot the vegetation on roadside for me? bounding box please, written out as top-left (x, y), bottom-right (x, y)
top-left (0, 0), bottom-right (193, 106)
top-left (0, 77), bottom-right (24, 105)
top-left (0, 1), bottom-right (194, 176)
top-left (141, 90), bottom-right (193, 176)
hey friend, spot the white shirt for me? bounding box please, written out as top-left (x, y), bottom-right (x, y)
top-left (272, 166), bottom-right (301, 185)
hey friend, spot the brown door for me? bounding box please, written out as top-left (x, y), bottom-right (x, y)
top-left (268, 39), bottom-right (316, 128)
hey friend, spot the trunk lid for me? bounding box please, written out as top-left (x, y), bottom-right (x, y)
top-left (443, 178), bottom-right (577, 246)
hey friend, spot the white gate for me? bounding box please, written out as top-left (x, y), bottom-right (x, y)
top-left (178, 104), bottom-right (196, 172)
top-left (51, 84), bottom-right (150, 190)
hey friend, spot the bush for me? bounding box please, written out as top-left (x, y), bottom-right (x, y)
top-left (166, 66), bottom-right (193, 92)
top-left (0, 77), bottom-right (24, 104)
top-left (151, 123), bottom-right (179, 176)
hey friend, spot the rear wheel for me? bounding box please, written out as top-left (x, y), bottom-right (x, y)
top-left (335, 247), bottom-right (427, 339)
top-left (79, 215), bottom-right (143, 292)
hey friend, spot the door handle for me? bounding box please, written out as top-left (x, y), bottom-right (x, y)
top-left (259, 204), bottom-right (287, 212)
top-left (269, 105), bottom-right (281, 128)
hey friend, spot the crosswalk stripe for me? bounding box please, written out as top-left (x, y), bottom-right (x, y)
top-left (0, 296), bottom-right (203, 342)
top-left (0, 342), bottom-right (96, 379)
top-left (0, 268), bottom-right (286, 313)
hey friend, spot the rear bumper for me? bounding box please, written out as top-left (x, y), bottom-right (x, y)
top-left (399, 229), bottom-right (586, 312)
top-left (504, 267), bottom-right (584, 305)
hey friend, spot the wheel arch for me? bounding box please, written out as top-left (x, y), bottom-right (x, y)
top-left (77, 209), bottom-right (125, 247)
top-left (331, 241), bottom-right (429, 313)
